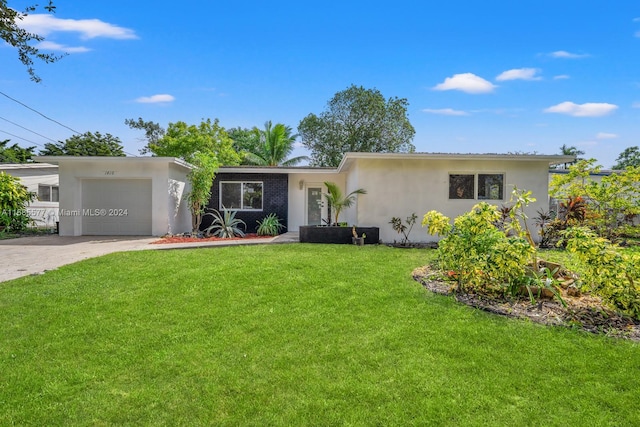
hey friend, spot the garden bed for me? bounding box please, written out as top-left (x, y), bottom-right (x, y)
top-left (151, 233), bottom-right (272, 244)
top-left (413, 265), bottom-right (640, 341)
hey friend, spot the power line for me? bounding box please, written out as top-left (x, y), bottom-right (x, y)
top-left (0, 89), bottom-right (82, 135)
top-left (0, 115), bottom-right (58, 143)
top-left (0, 129), bottom-right (46, 148)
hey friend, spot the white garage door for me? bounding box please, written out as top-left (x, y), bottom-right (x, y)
top-left (82, 179), bottom-right (152, 235)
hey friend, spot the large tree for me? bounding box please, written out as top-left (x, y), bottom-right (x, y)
top-left (1, 0), bottom-right (63, 82)
top-left (612, 146), bottom-right (640, 170)
top-left (298, 85), bottom-right (415, 167)
top-left (148, 119), bottom-right (241, 166)
top-left (40, 132), bottom-right (125, 156)
top-left (244, 121), bottom-right (308, 166)
top-left (0, 139), bottom-right (35, 162)
top-left (125, 117), bottom-right (166, 155)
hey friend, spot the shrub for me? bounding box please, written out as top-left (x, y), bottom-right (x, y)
top-left (0, 171), bottom-right (35, 233)
top-left (256, 213), bottom-right (285, 236)
top-left (560, 227), bottom-right (640, 319)
top-left (203, 209), bottom-right (246, 238)
top-left (422, 202), bottom-right (535, 294)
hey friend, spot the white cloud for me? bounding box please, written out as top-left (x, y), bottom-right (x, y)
top-left (135, 94), bottom-right (175, 104)
top-left (20, 14), bottom-right (138, 40)
top-left (544, 101), bottom-right (618, 117)
top-left (549, 50), bottom-right (589, 59)
top-left (422, 108), bottom-right (469, 116)
top-left (495, 68), bottom-right (542, 81)
top-left (432, 73), bottom-right (496, 94)
top-left (596, 132), bottom-right (618, 139)
top-left (553, 74), bottom-right (570, 80)
top-left (36, 40), bottom-right (90, 53)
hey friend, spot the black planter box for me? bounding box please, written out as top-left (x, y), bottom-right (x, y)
top-left (299, 226), bottom-right (379, 244)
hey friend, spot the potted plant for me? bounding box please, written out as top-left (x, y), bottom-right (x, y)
top-left (352, 226), bottom-right (366, 246)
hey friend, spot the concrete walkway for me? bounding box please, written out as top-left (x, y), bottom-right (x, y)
top-left (0, 232), bottom-right (299, 283)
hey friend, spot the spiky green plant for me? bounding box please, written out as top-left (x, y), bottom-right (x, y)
top-left (256, 213), bottom-right (285, 236)
top-left (203, 208), bottom-right (246, 238)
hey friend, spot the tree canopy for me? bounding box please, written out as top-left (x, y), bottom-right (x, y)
top-left (125, 117), bottom-right (166, 155)
top-left (148, 119), bottom-right (241, 166)
top-left (0, 139), bottom-right (35, 162)
top-left (298, 85), bottom-right (416, 167)
top-left (242, 121), bottom-right (308, 167)
top-left (1, 0), bottom-right (63, 82)
top-left (39, 132), bottom-right (125, 156)
top-left (612, 146), bottom-right (640, 170)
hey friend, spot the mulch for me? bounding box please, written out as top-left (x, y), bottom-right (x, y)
top-left (412, 265), bottom-right (640, 341)
top-left (150, 233), bottom-right (271, 244)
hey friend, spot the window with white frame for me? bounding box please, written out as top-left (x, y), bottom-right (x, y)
top-left (220, 181), bottom-right (263, 210)
top-left (449, 173), bottom-right (504, 200)
top-left (38, 184), bottom-right (59, 202)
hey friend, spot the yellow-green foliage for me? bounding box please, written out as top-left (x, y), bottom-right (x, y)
top-left (423, 202), bottom-right (534, 293)
top-left (561, 227), bottom-right (640, 319)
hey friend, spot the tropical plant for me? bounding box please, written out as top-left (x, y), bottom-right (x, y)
top-left (389, 213), bottom-right (418, 245)
top-left (550, 159), bottom-right (640, 240)
top-left (557, 144), bottom-right (585, 169)
top-left (323, 182), bottom-right (366, 225)
top-left (203, 208), bottom-right (246, 238)
top-left (560, 227), bottom-right (640, 319)
top-left (422, 202), bottom-right (535, 295)
top-left (243, 121), bottom-right (309, 167)
top-left (0, 171), bottom-right (35, 232)
top-left (256, 213), bottom-right (285, 236)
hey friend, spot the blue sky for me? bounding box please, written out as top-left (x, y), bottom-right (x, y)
top-left (1, 0), bottom-right (639, 167)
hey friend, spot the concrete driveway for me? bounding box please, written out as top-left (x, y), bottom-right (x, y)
top-left (0, 232), bottom-right (299, 283)
top-left (0, 236), bottom-right (158, 282)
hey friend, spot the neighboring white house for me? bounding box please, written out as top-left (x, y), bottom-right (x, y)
top-left (34, 156), bottom-right (192, 236)
top-left (0, 162), bottom-right (60, 228)
top-left (35, 152), bottom-right (573, 240)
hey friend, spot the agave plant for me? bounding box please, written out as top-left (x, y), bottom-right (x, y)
top-left (256, 213), bottom-right (285, 236)
top-left (203, 208), bottom-right (246, 238)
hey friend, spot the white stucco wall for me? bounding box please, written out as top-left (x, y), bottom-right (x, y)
top-left (345, 157), bottom-right (552, 243)
top-left (287, 171), bottom-right (344, 230)
top-left (38, 157), bottom-right (192, 236)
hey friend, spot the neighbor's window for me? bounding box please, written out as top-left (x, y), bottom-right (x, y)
top-left (220, 181), bottom-right (263, 210)
top-left (477, 174), bottom-right (504, 200)
top-left (38, 184), bottom-right (59, 202)
top-left (449, 174), bottom-right (474, 199)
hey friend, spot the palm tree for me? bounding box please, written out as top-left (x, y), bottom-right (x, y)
top-left (559, 144), bottom-right (585, 169)
top-left (323, 181), bottom-right (366, 225)
top-left (244, 121), bottom-right (309, 166)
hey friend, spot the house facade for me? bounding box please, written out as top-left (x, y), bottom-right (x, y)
top-left (212, 152), bottom-right (574, 242)
top-left (34, 152), bottom-right (573, 240)
top-left (34, 156), bottom-right (192, 236)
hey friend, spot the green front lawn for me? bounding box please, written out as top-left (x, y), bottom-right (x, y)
top-left (1, 244), bottom-right (638, 425)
